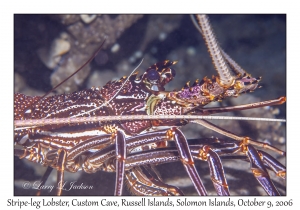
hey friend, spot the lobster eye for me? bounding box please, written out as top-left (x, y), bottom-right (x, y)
top-left (170, 68), bottom-right (176, 77)
top-left (147, 69), bottom-right (160, 81)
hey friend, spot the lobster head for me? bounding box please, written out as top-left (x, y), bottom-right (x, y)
top-left (141, 60), bottom-right (177, 91)
top-left (172, 73), bottom-right (262, 108)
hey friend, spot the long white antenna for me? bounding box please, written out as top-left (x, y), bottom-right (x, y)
top-left (14, 114), bottom-right (286, 130)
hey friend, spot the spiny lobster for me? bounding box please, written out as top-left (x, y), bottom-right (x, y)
top-left (14, 15), bottom-right (286, 195)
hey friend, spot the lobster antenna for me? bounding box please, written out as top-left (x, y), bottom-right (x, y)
top-left (14, 114), bottom-right (286, 129)
top-left (190, 15), bottom-right (247, 76)
top-left (70, 58), bottom-right (144, 118)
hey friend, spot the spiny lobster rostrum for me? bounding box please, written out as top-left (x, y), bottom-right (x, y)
top-left (14, 14), bottom-right (286, 196)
